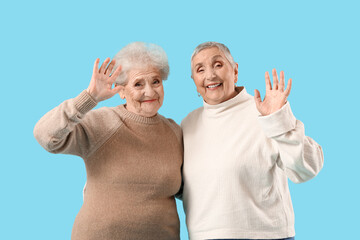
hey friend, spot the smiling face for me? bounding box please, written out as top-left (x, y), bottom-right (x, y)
top-left (119, 66), bottom-right (164, 117)
top-left (191, 47), bottom-right (238, 105)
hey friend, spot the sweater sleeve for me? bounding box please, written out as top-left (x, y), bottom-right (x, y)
top-left (33, 90), bottom-right (98, 157)
top-left (257, 102), bottom-right (324, 183)
top-left (163, 118), bottom-right (184, 200)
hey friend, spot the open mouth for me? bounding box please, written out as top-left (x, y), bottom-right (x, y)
top-left (206, 83), bottom-right (222, 89)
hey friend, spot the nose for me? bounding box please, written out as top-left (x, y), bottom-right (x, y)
top-left (205, 68), bottom-right (216, 81)
top-left (144, 84), bottom-right (156, 97)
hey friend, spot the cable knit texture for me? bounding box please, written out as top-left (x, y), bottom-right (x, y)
top-left (34, 90), bottom-right (183, 240)
top-left (181, 87), bottom-right (324, 240)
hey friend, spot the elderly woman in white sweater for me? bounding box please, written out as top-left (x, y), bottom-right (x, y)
top-left (181, 42), bottom-right (324, 240)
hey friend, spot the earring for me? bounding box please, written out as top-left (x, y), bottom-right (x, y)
top-left (197, 92), bottom-right (200, 97)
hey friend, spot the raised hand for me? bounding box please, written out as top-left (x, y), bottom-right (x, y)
top-left (254, 68), bottom-right (292, 116)
top-left (86, 58), bottom-right (123, 102)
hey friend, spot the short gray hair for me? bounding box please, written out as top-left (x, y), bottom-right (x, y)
top-left (191, 42), bottom-right (236, 69)
top-left (113, 42), bottom-right (169, 85)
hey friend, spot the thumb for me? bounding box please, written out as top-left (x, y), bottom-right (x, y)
top-left (111, 84), bottom-right (123, 95)
top-left (254, 89), bottom-right (262, 109)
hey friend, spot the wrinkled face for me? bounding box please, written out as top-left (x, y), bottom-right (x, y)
top-left (119, 66), bottom-right (164, 117)
top-left (191, 47), bottom-right (238, 105)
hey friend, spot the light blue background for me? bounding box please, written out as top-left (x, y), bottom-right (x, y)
top-left (1, 1), bottom-right (359, 239)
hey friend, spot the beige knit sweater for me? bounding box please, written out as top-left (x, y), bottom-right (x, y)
top-left (34, 90), bottom-right (183, 240)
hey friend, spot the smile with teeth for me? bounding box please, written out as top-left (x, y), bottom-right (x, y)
top-left (207, 83), bottom-right (222, 89)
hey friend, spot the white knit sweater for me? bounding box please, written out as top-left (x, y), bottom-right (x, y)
top-left (181, 87), bottom-right (324, 240)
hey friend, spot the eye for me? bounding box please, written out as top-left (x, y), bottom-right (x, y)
top-left (197, 67), bottom-right (204, 73)
top-left (134, 82), bottom-right (142, 87)
top-left (215, 62), bottom-right (223, 68)
top-left (153, 79), bottom-right (160, 84)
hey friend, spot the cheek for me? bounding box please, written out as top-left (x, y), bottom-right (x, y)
top-left (126, 88), bottom-right (142, 102)
top-left (157, 85), bottom-right (164, 99)
top-left (223, 73), bottom-right (236, 85)
top-left (193, 78), bottom-right (204, 91)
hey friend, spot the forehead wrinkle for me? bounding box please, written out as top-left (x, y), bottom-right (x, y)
top-left (192, 48), bottom-right (227, 72)
top-left (134, 74), bottom-right (160, 81)
top-left (128, 69), bottom-right (161, 81)
top-left (211, 54), bottom-right (225, 61)
top-left (193, 54), bottom-right (225, 67)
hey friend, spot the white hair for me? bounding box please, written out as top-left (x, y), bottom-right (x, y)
top-left (112, 42), bottom-right (169, 85)
top-left (191, 42), bottom-right (236, 70)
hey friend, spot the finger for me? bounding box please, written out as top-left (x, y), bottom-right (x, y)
top-left (105, 59), bottom-right (116, 76)
top-left (284, 78), bottom-right (292, 97)
top-left (93, 58), bottom-right (100, 75)
top-left (279, 71), bottom-right (285, 91)
top-left (109, 65), bottom-right (122, 83)
top-left (111, 84), bottom-right (123, 94)
top-left (99, 57), bottom-right (111, 73)
top-left (265, 71), bottom-right (272, 91)
top-left (254, 89), bottom-right (262, 108)
top-left (272, 68), bottom-right (279, 90)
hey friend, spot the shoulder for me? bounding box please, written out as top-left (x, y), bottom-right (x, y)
top-left (82, 106), bottom-right (123, 131)
top-left (80, 106), bottom-right (125, 157)
top-left (181, 106), bottom-right (204, 128)
top-left (158, 114), bottom-right (182, 143)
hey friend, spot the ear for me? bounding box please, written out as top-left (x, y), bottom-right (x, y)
top-left (117, 84), bottom-right (126, 99)
top-left (234, 63), bottom-right (239, 83)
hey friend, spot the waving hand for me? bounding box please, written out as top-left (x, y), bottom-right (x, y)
top-left (254, 68), bottom-right (292, 116)
top-left (87, 58), bottom-right (122, 102)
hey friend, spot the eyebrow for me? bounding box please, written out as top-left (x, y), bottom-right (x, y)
top-left (211, 55), bottom-right (224, 60)
top-left (134, 74), bottom-right (161, 81)
top-left (193, 54), bottom-right (225, 69)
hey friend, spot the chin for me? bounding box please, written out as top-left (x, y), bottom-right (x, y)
top-left (205, 95), bottom-right (225, 104)
top-left (147, 112), bottom-right (158, 117)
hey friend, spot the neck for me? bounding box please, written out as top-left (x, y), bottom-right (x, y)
top-left (205, 87), bottom-right (242, 105)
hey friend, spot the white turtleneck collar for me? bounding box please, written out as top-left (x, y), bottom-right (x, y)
top-left (203, 86), bottom-right (253, 117)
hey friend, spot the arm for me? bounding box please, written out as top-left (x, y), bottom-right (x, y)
top-left (165, 118), bottom-right (184, 200)
top-left (255, 69), bottom-right (324, 183)
top-left (258, 102), bottom-right (324, 183)
top-left (33, 58), bottom-right (123, 156)
top-left (34, 90), bottom-right (96, 155)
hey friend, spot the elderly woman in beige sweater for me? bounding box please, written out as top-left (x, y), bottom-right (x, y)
top-left (34, 42), bottom-right (183, 240)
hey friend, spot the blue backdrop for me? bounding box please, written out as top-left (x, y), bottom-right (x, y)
top-left (1, 1), bottom-right (359, 239)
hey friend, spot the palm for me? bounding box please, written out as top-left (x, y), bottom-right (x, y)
top-left (87, 58), bottom-right (122, 102)
top-left (254, 69), bottom-right (292, 116)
